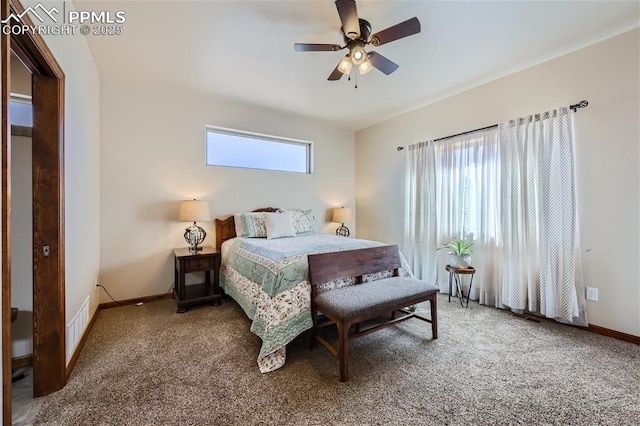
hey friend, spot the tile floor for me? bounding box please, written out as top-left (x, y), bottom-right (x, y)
top-left (12, 367), bottom-right (44, 425)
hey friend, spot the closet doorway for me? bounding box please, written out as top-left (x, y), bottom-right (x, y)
top-left (2, 0), bottom-right (67, 423)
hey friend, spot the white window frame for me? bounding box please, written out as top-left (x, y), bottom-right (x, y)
top-left (205, 125), bottom-right (314, 174)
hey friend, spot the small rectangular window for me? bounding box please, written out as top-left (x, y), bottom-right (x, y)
top-left (206, 126), bottom-right (312, 174)
top-left (10, 95), bottom-right (32, 127)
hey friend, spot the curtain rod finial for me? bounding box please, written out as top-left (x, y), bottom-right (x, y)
top-left (570, 100), bottom-right (589, 112)
top-left (397, 146), bottom-right (404, 151)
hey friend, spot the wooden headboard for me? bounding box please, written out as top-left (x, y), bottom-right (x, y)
top-left (215, 207), bottom-right (280, 251)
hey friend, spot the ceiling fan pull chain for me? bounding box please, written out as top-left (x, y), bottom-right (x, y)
top-left (355, 72), bottom-right (358, 89)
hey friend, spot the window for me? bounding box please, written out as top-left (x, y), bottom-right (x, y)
top-left (206, 126), bottom-right (312, 174)
top-left (10, 95), bottom-right (32, 127)
top-left (433, 132), bottom-right (501, 243)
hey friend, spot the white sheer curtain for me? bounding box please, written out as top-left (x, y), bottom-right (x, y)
top-left (403, 107), bottom-right (587, 326)
top-left (499, 107), bottom-right (588, 326)
top-left (433, 129), bottom-right (503, 304)
top-left (404, 142), bottom-right (438, 283)
top-left (404, 130), bottom-right (504, 306)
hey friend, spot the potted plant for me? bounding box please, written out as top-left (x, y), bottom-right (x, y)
top-left (438, 239), bottom-right (474, 268)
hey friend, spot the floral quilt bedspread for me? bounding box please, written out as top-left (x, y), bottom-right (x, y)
top-left (220, 234), bottom-right (412, 373)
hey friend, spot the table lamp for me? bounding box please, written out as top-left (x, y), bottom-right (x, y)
top-left (178, 199), bottom-right (211, 251)
top-left (331, 207), bottom-right (352, 237)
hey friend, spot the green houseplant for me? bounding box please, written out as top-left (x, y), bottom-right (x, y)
top-left (438, 239), bottom-right (474, 268)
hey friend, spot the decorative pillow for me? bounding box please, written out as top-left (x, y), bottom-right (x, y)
top-left (287, 209), bottom-right (318, 234)
top-left (234, 212), bottom-right (268, 238)
top-left (264, 211), bottom-right (296, 240)
top-left (233, 213), bottom-right (246, 237)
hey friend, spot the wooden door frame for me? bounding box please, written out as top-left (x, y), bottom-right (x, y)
top-left (2, 0), bottom-right (65, 423)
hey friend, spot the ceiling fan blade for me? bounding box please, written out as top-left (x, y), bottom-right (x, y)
top-left (368, 52), bottom-right (399, 75)
top-left (335, 0), bottom-right (360, 40)
top-left (328, 62), bottom-right (344, 81)
top-left (294, 43), bottom-right (343, 52)
top-left (369, 17), bottom-right (421, 46)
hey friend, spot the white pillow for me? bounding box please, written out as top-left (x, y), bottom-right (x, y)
top-left (264, 211), bottom-right (296, 239)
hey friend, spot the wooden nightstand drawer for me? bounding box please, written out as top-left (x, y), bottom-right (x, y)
top-left (184, 257), bottom-right (214, 272)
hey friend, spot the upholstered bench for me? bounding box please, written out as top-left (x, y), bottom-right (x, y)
top-left (308, 245), bottom-right (439, 382)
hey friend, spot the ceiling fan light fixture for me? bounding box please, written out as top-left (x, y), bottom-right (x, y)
top-left (358, 58), bottom-right (373, 75)
top-left (350, 45), bottom-right (367, 65)
top-left (294, 0), bottom-right (421, 82)
top-left (337, 55), bottom-right (352, 74)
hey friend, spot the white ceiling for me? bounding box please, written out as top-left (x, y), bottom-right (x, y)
top-left (77, 0), bottom-right (640, 131)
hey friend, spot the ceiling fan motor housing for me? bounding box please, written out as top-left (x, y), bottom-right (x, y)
top-left (342, 18), bottom-right (372, 44)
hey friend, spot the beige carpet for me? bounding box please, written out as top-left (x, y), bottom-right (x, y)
top-left (34, 294), bottom-right (639, 425)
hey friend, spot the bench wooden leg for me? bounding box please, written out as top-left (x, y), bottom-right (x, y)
top-left (309, 307), bottom-right (317, 349)
top-left (430, 295), bottom-right (438, 339)
top-left (338, 320), bottom-right (350, 382)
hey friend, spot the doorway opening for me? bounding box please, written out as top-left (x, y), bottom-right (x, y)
top-left (9, 53), bottom-right (37, 422)
top-left (2, 0), bottom-right (67, 423)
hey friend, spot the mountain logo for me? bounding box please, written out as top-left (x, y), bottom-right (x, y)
top-left (1, 3), bottom-right (59, 24)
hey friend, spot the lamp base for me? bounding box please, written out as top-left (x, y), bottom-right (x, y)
top-left (336, 224), bottom-right (350, 237)
top-left (184, 223), bottom-right (207, 251)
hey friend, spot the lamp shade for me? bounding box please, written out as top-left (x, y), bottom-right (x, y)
top-left (331, 207), bottom-right (352, 224)
top-left (337, 55), bottom-right (352, 74)
top-left (358, 58), bottom-right (373, 75)
top-left (178, 199), bottom-right (211, 222)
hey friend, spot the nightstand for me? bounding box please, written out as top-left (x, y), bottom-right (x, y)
top-left (173, 246), bottom-right (221, 313)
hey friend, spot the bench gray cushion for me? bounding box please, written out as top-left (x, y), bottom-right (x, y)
top-left (314, 277), bottom-right (439, 321)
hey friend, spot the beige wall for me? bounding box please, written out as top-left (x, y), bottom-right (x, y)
top-left (25, 0), bottom-right (102, 351)
top-left (10, 52), bottom-right (30, 96)
top-left (10, 135), bottom-right (32, 358)
top-left (356, 29), bottom-right (640, 337)
top-left (99, 80), bottom-right (356, 301)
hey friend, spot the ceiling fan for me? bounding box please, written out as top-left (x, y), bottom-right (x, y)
top-left (294, 0), bottom-right (421, 81)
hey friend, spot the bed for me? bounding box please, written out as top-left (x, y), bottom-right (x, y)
top-left (215, 208), bottom-right (412, 373)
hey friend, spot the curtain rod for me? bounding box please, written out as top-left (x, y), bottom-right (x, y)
top-left (396, 100), bottom-right (589, 151)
